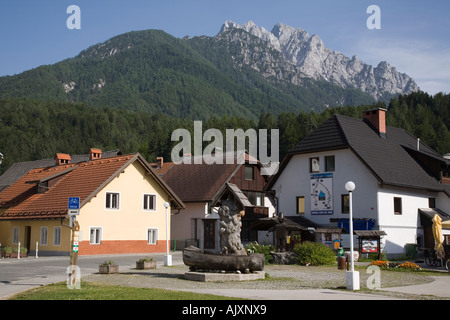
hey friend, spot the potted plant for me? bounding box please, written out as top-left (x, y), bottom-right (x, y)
top-left (136, 257), bottom-right (156, 270)
top-left (10, 247), bottom-right (27, 258)
top-left (99, 260), bottom-right (119, 274)
top-left (1, 246), bottom-right (12, 258)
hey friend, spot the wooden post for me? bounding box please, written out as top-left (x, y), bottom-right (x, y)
top-left (70, 221), bottom-right (79, 266)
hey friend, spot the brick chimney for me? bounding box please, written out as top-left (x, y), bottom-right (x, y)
top-left (156, 157), bottom-right (163, 169)
top-left (89, 148), bottom-right (102, 160)
top-left (55, 153), bottom-right (71, 165)
top-left (362, 108), bottom-right (387, 138)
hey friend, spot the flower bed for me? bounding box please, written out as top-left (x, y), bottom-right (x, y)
top-left (370, 260), bottom-right (421, 270)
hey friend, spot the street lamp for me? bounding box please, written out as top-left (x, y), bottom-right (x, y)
top-left (164, 201), bottom-right (172, 266)
top-left (345, 181), bottom-right (360, 290)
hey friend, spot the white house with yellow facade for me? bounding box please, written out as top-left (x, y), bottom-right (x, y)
top-left (0, 150), bottom-right (184, 256)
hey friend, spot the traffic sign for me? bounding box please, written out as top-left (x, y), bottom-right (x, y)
top-left (68, 197), bottom-right (80, 210)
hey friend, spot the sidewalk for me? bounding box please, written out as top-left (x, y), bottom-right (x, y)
top-left (1, 253), bottom-right (449, 300)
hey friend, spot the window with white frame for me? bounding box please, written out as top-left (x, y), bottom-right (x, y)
top-left (40, 227), bottom-right (48, 246)
top-left (90, 227), bottom-right (102, 244)
top-left (147, 228), bottom-right (158, 244)
top-left (105, 192), bottom-right (120, 210)
top-left (12, 227), bottom-right (19, 244)
top-left (143, 194), bottom-right (156, 211)
top-left (53, 226), bottom-right (62, 246)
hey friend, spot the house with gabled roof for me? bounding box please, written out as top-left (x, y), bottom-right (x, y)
top-left (0, 149), bottom-right (122, 193)
top-left (266, 108), bottom-right (450, 258)
top-left (152, 151), bottom-right (276, 251)
top-left (0, 150), bottom-right (184, 256)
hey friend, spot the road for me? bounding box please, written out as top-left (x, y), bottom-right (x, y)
top-left (0, 252), bottom-right (182, 299)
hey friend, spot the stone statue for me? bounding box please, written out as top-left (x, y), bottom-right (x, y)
top-left (218, 199), bottom-right (247, 255)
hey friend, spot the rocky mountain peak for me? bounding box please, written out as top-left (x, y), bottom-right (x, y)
top-left (218, 20), bottom-right (419, 100)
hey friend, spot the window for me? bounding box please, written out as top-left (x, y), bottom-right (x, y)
top-left (245, 191), bottom-right (265, 206)
top-left (12, 227), bottom-right (19, 244)
top-left (90, 227), bottom-right (102, 244)
top-left (394, 197), bottom-right (402, 215)
top-left (143, 194), bottom-right (156, 211)
top-left (53, 227), bottom-right (61, 246)
top-left (310, 157), bottom-right (320, 173)
top-left (40, 227), bottom-right (48, 246)
top-left (105, 192), bottom-right (120, 210)
top-left (147, 228), bottom-right (158, 244)
top-left (341, 194), bottom-right (349, 214)
top-left (245, 165), bottom-right (254, 180)
top-left (297, 196), bottom-right (305, 214)
top-left (428, 197), bottom-right (436, 209)
top-left (325, 156), bottom-right (335, 172)
top-left (255, 192), bottom-right (263, 206)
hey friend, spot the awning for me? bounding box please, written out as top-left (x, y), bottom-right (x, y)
top-left (354, 230), bottom-right (387, 237)
top-left (249, 215), bottom-right (321, 231)
top-left (419, 208), bottom-right (450, 226)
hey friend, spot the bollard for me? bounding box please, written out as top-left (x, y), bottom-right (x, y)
top-left (36, 241), bottom-right (39, 259)
top-left (18, 242), bottom-right (21, 260)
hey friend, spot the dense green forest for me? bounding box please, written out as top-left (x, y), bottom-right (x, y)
top-left (0, 29), bottom-right (376, 120)
top-left (0, 91), bottom-right (448, 175)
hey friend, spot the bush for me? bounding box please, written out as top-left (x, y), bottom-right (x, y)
top-left (245, 242), bottom-right (275, 264)
top-left (293, 242), bottom-right (336, 266)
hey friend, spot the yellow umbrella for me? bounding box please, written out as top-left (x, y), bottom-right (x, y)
top-left (432, 214), bottom-right (445, 259)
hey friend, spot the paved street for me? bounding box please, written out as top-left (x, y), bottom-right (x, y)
top-left (1, 252), bottom-right (449, 300)
top-left (0, 252), bottom-right (182, 299)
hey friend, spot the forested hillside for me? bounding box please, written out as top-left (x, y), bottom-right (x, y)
top-left (0, 91), bottom-right (448, 175)
top-left (0, 29), bottom-right (376, 120)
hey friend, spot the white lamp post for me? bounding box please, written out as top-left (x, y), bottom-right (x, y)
top-left (164, 201), bottom-right (172, 266)
top-left (345, 181), bottom-right (359, 290)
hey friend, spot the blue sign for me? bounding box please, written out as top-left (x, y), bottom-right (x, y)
top-left (68, 197), bottom-right (80, 210)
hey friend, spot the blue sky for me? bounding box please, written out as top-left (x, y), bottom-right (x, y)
top-left (0, 0), bottom-right (449, 94)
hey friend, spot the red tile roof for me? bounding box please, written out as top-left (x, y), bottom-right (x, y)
top-left (0, 153), bottom-right (184, 220)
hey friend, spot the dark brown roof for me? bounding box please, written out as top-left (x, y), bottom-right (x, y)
top-left (267, 114), bottom-right (446, 192)
top-left (161, 160), bottom-right (239, 202)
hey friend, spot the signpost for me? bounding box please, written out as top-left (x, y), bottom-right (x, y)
top-left (68, 197), bottom-right (80, 265)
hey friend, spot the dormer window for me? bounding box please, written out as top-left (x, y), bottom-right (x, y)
top-left (245, 165), bottom-right (254, 181)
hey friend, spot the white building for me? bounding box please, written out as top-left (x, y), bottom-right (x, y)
top-left (267, 108), bottom-right (450, 258)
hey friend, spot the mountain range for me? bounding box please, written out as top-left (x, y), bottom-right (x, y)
top-left (0, 21), bottom-right (419, 119)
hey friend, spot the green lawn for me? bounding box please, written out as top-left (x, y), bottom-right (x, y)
top-left (9, 281), bottom-right (242, 300)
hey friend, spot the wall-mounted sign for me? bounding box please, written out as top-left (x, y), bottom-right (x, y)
top-left (311, 173), bottom-right (333, 215)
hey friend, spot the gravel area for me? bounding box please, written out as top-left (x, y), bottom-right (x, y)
top-left (82, 263), bottom-right (436, 293)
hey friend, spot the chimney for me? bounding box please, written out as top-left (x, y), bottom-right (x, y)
top-left (362, 108), bottom-right (387, 138)
top-left (90, 148), bottom-right (102, 160)
top-left (156, 157), bottom-right (163, 169)
top-left (55, 153), bottom-right (71, 166)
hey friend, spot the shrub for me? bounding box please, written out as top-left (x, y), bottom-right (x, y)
top-left (245, 242), bottom-right (275, 264)
top-left (293, 242), bottom-right (336, 266)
